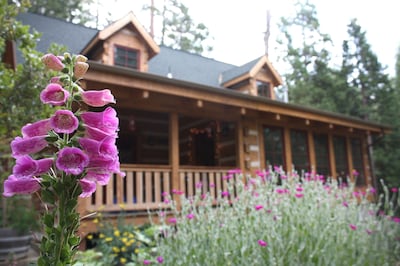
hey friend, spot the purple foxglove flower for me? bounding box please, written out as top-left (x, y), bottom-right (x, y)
top-left (3, 175), bottom-right (41, 197)
top-left (50, 110), bottom-right (79, 134)
top-left (84, 125), bottom-right (117, 141)
top-left (74, 61), bottom-right (89, 79)
top-left (40, 83), bottom-right (70, 106)
top-left (11, 136), bottom-right (48, 157)
top-left (81, 107), bottom-right (118, 134)
top-left (22, 119), bottom-right (52, 138)
top-left (41, 53), bottom-right (64, 71)
top-left (81, 89), bottom-right (116, 107)
top-left (13, 156), bottom-right (53, 178)
top-left (56, 147), bottom-right (89, 175)
top-left (50, 76), bottom-right (63, 85)
top-left (79, 137), bottom-right (117, 158)
top-left (79, 178), bottom-right (97, 197)
top-left (85, 170), bottom-right (111, 185)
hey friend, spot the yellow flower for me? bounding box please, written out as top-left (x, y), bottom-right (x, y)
top-left (119, 203), bottom-right (126, 209)
top-left (121, 237), bottom-right (128, 243)
top-left (120, 257), bottom-right (127, 264)
top-left (86, 234), bottom-right (93, 240)
top-left (99, 233), bottom-right (105, 239)
top-left (121, 246), bottom-right (127, 252)
top-left (112, 246), bottom-right (120, 253)
top-left (93, 218), bottom-right (99, 224)
top-left (105, 237), bottom-right (113, 242)
top-left (134, 248), bottom-right (139, 254)
top-left (114, 230), bottom-right (120, 237)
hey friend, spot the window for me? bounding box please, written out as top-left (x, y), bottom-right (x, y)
top-left (313, 133), bottom-right (331, 177)
top-left (256, 81), bottom-right (271, 98)
top-left (290, 130), bottom-right (310, 172)
top-left (351, 138), bottom-right (366, 186)
top-left (333, 136), bottom-right (348, 184)
top-left (264, 126), bottom-right (285, 169)
top-left (114, 45), bottom-right (139, 69)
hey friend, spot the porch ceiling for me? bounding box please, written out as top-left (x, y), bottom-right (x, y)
top-left (83, 61), bottom-right (391, 134)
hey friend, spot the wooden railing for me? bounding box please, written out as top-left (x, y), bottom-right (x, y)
top-left (82, 165), bottom-right (238, 213)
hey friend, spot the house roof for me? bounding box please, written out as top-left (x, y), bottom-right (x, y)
top-left (16, 12), bottom-right (279, 88)
top-left (81, 12), bottom-right (160, 58)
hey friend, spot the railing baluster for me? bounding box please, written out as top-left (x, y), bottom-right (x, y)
top-left (145, 171), bottom-right (152, 203)
top-left (136, 171), bottom-right (143, 204)
top-left (154, 171), bottom-right (161, 203)
top-left (126, 171), bottom-right (134, 205)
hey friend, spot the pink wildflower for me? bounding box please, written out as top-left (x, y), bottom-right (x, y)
top-left (168, 217), bottom-right (177, 224)
top-left (41, 53), bottom-right (64, 71)
top-left (228, 168), bottom-right (241, 175)
top-left (40, 83), bottom-right (70, 106)
top-left (143, 260), bottom-right (151, 265)
top-left (296, 186), bottom-right (304, 192)
top-left (172, 189), bottom-right (184, 195)
top-left (11, 136), bottom-right (48, 157)
top-left (295, 193), bottom-right (304, 198)
top-left (258, 240), bottom-right (268, 247)
top-left (391, 188), bottom-right (398, 193)
top-left (342, 201), bottom-right (349, 208)
top-left (187, 213), bottom-right (195, 219)
top-left (22, 119), bottom-right (52, 137)
top-left (349, 224), bottom-right (357, 231)
top-left (3, 175), bottom-right (41, 197)
top-left (221, 191), bottom-right (230, 197)
top-left (56, 147), bottom-right (89, 175)
top-left (255, 204), bottom-right (263, 211)
top-left (12, 155), bottom-right (53, 178)
top-left (157, 256), bottom-right (164, 264)
top-left (81, 89), bottom-right (116, 107)
top-left (79, 178), bottom-right (97, 197)
top-left (369, 187), bottom-right (376, 194)
top-left (393, 217), bottom-right (400, 223)
top-left (50, 110), bottom-right (79, 134)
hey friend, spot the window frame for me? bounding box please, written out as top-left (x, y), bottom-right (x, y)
top-left (113, 45), bottom-right (140, 70)
top-left (256, 80), bottom-right (271, 98)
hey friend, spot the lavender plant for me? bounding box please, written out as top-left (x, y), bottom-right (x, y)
top-left (153, 171), bottom-right (400, 265)
top-left (2, 53), bottom-right (124, 265)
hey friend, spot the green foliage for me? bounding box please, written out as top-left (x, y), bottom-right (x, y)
top-left (28, 0), bottom-right (95, 25)
top-left (153, 172), bottom-right (399, 265)
top-left (80, 210), bottom-right (159, 265)
top-left (144, 0), bottom-right (213, 54)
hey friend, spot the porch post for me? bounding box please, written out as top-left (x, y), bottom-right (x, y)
top-left (169, 112), bottom-right (180, 205)
top-left (328, 133), bottom-right (337, 180)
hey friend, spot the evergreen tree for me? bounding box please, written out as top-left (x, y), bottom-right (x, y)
top-left (28, 0), bottom-right (94, 25)
top-left (144, 0), bottom-right (212, 54)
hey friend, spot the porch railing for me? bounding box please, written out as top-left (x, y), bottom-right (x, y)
top-left (83, 165), bottom-right (236, 213)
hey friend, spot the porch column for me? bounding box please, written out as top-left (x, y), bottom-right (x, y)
top-left (328, 133), bottom-right (337, 180)
top-left (169, 112), bottom-right (180, 204)
top-left (346, 136), bottom-right (354, 183)
top-left (283, 126), bottom-right (292, 173)
top-left (307, 130), bottom-right (316, 173)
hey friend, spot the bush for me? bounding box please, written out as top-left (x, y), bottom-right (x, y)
top-left (152, 171), bottom-right (400, 265)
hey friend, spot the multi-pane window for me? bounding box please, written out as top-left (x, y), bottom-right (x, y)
top-left (313, 133), bottom-right (331, 177)
top-left (263, 126), bottom-right (285, 169)
top-left (351, 138), bottom-right (366, 186)
top-left (333, 136), bottom-right (348, 183)
top-left (290, 130), bottom-right (309, 173)
top-left (114, 45), bottom-right (139, 69)
top-left (257, 81), bottom-right (271, 98)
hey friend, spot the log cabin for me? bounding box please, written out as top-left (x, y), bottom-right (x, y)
top-left (5, 12), bottom-right (390, 236)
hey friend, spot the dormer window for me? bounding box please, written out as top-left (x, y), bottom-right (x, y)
top-left (114, 45), bottom-right (139, 69)
top-left (257, 81), bottom-right (271, 98)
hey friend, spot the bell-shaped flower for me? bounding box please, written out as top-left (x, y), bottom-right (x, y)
top-left (74, 61), bottom-right (89, 79)
top-left (85, 170), bottom-right (111, 186)
top-left (79, 178), bottom-right (97, 197)
top-left (50, 110), bottom-right (79, 134)
top-left (56, 147), bottom-right (89, 175)
top-left (13, 155), bottom-right (53, 178)
top-left (81, 107), bottom-right (119, 134)
top-left (40, 83), bottom-right (70, 106)
top-left (81, 89), bottom-right (116, 107)
top-left (22, 119), bottom-right (52, 138)
top-left (3, 175), bottom-right (41, 197)
top-left (11, 136), bottom-right (48, 157)
top-left (79, 137), bottom-right (117, 159)
top-left (84, 125), bottom-right (117, 141)
top-left (42, 53), bottom-right (64, 71)
top-left (50, 76), bottom-right (63, 85)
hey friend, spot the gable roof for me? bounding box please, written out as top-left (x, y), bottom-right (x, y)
top-left (222, 55), bottom-right (282, 87)
top-left (81, 12), bottom-right (160, 58)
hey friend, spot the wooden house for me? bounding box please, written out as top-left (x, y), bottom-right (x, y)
top-left (7, 12), bottom-right (390, 235)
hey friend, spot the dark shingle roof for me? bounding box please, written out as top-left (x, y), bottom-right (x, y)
top-left (148, 47), bottom-right (235, 87)
top-left (17, 12), bottom-right (98, 56)
top-left (16, 12), bottom-right (257, 88)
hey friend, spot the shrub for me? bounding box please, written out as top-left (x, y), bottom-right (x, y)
top-left (151, 171), bottom-right (400, 265)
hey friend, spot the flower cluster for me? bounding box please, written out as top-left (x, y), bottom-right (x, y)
top-left (3, 53), bottom-right (124, 198)
top-left (2, 52), bottom-right (124, 265)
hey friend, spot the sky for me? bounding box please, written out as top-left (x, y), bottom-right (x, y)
top-left (101, 0), bottom-right (400, 77)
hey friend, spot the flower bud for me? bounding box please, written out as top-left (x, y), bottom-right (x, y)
top-left (42, 53), bottom-right (65, 71)
top-left (74, 61), bottom-right (89, 79)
